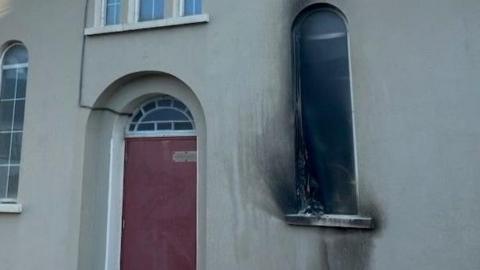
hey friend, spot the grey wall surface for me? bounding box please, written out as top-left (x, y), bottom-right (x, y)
top-left (1, 0), bottom-right (480, 269)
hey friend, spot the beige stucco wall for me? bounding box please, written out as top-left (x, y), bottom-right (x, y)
top-left (0, 0), bottom-right (480, 269)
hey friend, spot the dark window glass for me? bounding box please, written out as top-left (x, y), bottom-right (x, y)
top-left (3, 45), bottom-right (28, 65)
top-left (174, 122), bottom-right (193, 130)
top-left (0, 43), bottom-right (27, 200)
top-left (157, 123), bottom-right (172, 130)
top-left (293, 7), bottom-right (357, 215)
top-left (143, 101), bottom-right (156, 112)
top-left (6, 166), bottom-right (19, 198)
top-left (142, 108), bottom-right (188, 122)
top-left (0, 101), bottom-right (14, 131)
top-left (132, 110), bottom-right (143, 123)
top-left (138, 123), bottom-right (155, 131)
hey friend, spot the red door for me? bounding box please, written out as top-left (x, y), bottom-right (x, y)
top-left (121, 137), bottom-right (197, 270)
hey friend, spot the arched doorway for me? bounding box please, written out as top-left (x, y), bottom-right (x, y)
top-left (121, 95), bottom-right (197, 270)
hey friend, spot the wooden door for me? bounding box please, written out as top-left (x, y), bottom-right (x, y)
top-left (121, 137), bottom-right (196, 270)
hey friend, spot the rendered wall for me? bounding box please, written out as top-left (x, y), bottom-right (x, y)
top-left (1, 0), bottom-right (480, 269)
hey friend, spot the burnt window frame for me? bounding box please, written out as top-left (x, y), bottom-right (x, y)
top-left (286, 4), bottom-right (373, 229)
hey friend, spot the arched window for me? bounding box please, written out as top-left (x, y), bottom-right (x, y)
top-left (127, 95), bottom-right (195, 137)
top-left (0, 43), bottom-right (28, 202)
top-left (293, 6), bottom-right (357, 215)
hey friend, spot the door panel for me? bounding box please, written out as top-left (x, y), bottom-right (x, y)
top-left (121, 137), bottom-right (196, 270)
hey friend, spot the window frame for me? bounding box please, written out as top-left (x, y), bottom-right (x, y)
top-left (125, 96), bottom-right (196, 138)
top-left (285, 4), bottom-right (372, 228)
top-left (89, 0), bottom-right (208, 35)
top-left (0, 42), bottom-right (28, 212)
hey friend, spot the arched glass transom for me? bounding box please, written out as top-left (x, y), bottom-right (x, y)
top-left (127, 96), bottom-right (195, 137)
top-left (0, 43), bottom-right (28, 201)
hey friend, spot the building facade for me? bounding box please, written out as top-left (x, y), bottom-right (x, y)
top-left (0, 0), bottom-right (480, 269)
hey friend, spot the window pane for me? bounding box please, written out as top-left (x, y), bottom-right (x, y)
top-left (0, 167), bottom-right (7, 198)
top-left (16, 68), bottom-right (27, 99)
top-left (1, 69), bottom-right (17, 99)
top-left (6, 166), bottom-right (19, 199)
top-left (0, 133), bottom-right (10, 165)
top-left (157, 123), bottom-right (172, 130)
top-left (157, 99), bottom-right (171, 107)
top-left (143, 101), bottom-right (156, 112)
top-left (142, 108), bottom-right (188, 122)
top-left (294, 9), bottom-right (356, 214)
top-left (132, 111), bottom-right (143, 123)
top-left (184, 0), bottom-right (202, 16)
top-left (13, 100), bottom-right (25, 131)
top-left (10, 133), bottom-right (22, 164)
top-left (139, 0), bottom-right (164, 21)
top-left (174, 122), bottom-right (193, 130)
top-left (3, 45), bottom-right (28, 65)
top-left (138, 123), bottom-right (155, 131)
top-left (105, 0), bottom-right (121, 25)
top-left (0, 101), bottom-right (13, 131)
top-left (173, 100), bottom-right (186, 111)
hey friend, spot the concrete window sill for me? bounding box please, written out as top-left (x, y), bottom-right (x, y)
top-left (0, 203), bottom-right (22, 214)
top-left (285, 214), bottom-right (373, 229)
top-left (84, 14), bottom-right (209, 36)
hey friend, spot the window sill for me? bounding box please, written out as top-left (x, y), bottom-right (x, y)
top-left (84, 14), bottom-right (210, 36)
top-left (0, 203), bottom-right (22, 214)
top-left (285, 214), bottom-right (373, 229)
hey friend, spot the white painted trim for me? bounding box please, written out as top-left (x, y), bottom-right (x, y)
top-left (84, 13), bottom-right (209, 35)
top-left (105, 118), bottom-right (127, 270)
top-left (125, 131), bottom-right (196, 138)
top-left (127, 0), bottom-right (136, 23)
top-left (0, 203), bottom-right (22, 213)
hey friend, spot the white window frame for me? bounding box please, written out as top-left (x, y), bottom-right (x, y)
top-left (91, 0), bottom-right (207, 31)
top-left (125, 97), bottom-right (196, 138)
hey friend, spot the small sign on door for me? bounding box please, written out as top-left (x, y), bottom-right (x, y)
top-left (172, 151), bottom-right (197, 162)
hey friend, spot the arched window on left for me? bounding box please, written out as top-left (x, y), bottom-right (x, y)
top-left (0, 43), bottom-right (28, 203)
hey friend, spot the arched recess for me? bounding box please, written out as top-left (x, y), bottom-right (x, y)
top-left (78, 72), bottom-right (207, 270)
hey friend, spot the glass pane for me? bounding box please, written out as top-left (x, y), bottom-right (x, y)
top-left (173, 100), bottom-right (186, 111)
top-left (174, 122), bottom-right (193, 130)
top-left (0, 167), bottom-right (7, 198)
top-left (137, 123), bottom-right (155, 131)
top-left (294, 9), bottom-right (356, 214)
top-left (0, 101), bottom-right (13, 131)
top-left (157, 123), bottom-right (172, 130)
top-left (10, 133), bottom-right (22, 164)
top-left (157, 99), bottom-right (172, 107)
top-left (16, 67), bottom-right (27, 99)
top-left (6, 165), bottom-right (19, 199)
top-left (184, 0), bottom-right (202, 16)
top-left (3, 45), bottom-right (28, 65)
top-left (106, 4), bottom-right (120, 25)
top-left (143, 108), bottom-right (188, 122)
top-left (0, 133), bottom-right (10, 165)
top-left (132, 111), bottom-right (143, 123)
top-left (152, 0), bottom-right (164, 19)
top-left (128, 124), bottom-right (136, 131)
top-left (13, 100), bottom-right (25, 131)
top-left (143, 101), bottom-right (156, 112)
top-left (139, 0), bottom-right (164, 21)
top-left (1, 69), bottom-right (17, 99)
